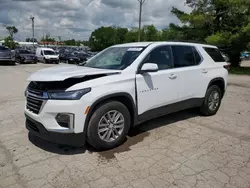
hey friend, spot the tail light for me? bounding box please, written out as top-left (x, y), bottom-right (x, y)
top-left (223, 64), bottom-right (230, 70)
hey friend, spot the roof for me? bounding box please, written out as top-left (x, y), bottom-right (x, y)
top-left (113, 41), bottom-right (217, 48)
top-left (113, 42), bottom-right (153, 47)
top-left (36, 47), bottom-right (54, 50)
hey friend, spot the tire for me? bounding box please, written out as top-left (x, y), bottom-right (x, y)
top-left (87, 101), bottom-right (131, 150)
top-left (200, 85), bottom-right (222, 116)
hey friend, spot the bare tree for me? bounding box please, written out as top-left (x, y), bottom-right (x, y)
top-left (138, 0), bottom-right (146, 42)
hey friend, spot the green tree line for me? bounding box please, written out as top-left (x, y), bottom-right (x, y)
top-left (89, 0), bottom-right (250, 67)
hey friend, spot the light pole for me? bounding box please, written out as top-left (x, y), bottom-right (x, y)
top-left (138, 0), bottom-right (146, 42)
top-left (30, 16), bottom-right (35, 48)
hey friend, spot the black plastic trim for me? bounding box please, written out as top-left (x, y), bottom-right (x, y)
top-left (207, 77), bottom-right (225, 96)
top-left (137, 98), bottom-right (204, 124)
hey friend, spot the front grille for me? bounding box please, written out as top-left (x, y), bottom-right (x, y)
top-left (26, 89), bottom-right (44, 114)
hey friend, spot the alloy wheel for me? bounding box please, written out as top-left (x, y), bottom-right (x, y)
top-left (97, 110), bottom-right (125, 142)
top-left (208, 90), bottom-right (220, 111)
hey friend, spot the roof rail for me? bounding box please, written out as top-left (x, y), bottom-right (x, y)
top-left (167, 40), bottom-right (208, 45)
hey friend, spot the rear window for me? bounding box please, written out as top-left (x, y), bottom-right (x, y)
top-left (203, 47), bottom-right (225, 62)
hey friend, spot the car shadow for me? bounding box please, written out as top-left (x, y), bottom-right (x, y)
top-left (0, 62), bottom-right (16, 66)
top-left (28, 109), bottom-right (199, 157)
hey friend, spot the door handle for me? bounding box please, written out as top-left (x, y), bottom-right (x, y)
top-left (202, 69), bottom-right (208, 74)
top-left (169, 74), bottom-right (177, 80)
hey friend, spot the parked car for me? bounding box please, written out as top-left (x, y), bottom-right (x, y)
top-left (241, 52), bottom-right (250, 60)
top-left (60, 53), bottom-right (81, 64)
top-left (59, 52), bottom-right (70, 61)
top-left (0, 46), bottom-right (15, 65)
top-left (36, 47), bottom-right (59, 64)
top-left (74, 52), bottom-right (89, 62)
top-left (25, 42), bottom-right (228, 150)
top-left (15, 49), bottom-right (37, 64)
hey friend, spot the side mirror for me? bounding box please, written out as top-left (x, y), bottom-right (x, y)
top-left (140, 63), bottom-right (158, 73)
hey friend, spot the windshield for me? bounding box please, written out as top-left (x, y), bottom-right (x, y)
top-left (44, 50), bottom-right (55, 55)
top-left (84, 47), bottom-right (145, 70)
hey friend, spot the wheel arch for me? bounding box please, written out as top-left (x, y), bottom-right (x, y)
top-left (207, 77), bottom-right (226, 97)
top-left (83, 92), bottom-right (137, 134)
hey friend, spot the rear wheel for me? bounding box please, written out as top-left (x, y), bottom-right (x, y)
top-left (87, 101), bottom-right (130, 150)
top-left (200, 85), bottom-right (222, 116)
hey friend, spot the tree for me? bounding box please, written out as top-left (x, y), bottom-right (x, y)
top-left (6, 26), bottom-right (18, 40)
top-left (4, 26), bottom-right (18, 49)
top-left (64, 39), bottom-right (82, 46)
top-left (143, 25), bottom-right (159, 41)
top-left (4, 36), bottom-right (18, 49)
top-left (41, 34), bottom-right (56, 42)
top-left (125, 28), bottom-right (139, 43)
top-left (89, 27), bottom-right (129, 51)
top-left (26, 38), bottom-right (37, 42)
top-left (116, 27), bottom-right (128, 44)
top-left (171, 0), bottom-right (250, 67)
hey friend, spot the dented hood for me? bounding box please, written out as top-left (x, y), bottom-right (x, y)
top-left (27, 65), bottom-right (122, 82)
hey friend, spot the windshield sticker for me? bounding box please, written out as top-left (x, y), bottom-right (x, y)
top-left (127, 48), bottom-right (143, 52)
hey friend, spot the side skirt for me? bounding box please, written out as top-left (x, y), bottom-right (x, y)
top-left (136, 98), bottom-right (204, 125)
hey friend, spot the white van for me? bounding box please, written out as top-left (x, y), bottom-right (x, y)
top-left (36, 48), bottom-right (59, 64)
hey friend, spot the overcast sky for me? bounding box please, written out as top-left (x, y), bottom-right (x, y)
top-left (0, 0), bottom-right (191, 41)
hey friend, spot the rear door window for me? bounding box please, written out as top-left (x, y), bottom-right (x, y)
top-left (171, 46), bottom-right (200, 68)
top-left (203, 47), bottom-right (225, 62)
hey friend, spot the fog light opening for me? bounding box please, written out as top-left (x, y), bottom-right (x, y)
top-left (56, 113), bottom-right (74, 129)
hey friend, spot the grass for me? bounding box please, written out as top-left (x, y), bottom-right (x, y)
top-left (229, 67), bottom-right (250, 75)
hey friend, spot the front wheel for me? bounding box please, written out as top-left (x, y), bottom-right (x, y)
top-left (87, 101), bottom-right (131, 150)
top-left (200, 85), bottom-right (222, 116)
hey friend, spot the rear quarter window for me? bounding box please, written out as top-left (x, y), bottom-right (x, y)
top-left (203, 47), bottom-right (225, 62)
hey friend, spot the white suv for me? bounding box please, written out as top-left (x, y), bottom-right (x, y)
top-left (25, 42), bottom-right (228, 150)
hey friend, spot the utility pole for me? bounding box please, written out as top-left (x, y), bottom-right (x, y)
top-left (30, 16), bottom-right (35, 49)
top-left (138, 0), bottom-right (146, 42)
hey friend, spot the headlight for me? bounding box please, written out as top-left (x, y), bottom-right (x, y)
top-left (48, 88), bottom-right (91, 100)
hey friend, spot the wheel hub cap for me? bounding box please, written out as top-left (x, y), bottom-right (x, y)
top-left (98, 110), bottom-right (125, 142)
top-left (208, 91), bottom-right (220, 111)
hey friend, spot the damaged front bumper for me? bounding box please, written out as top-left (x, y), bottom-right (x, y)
top-left (26, 115), bottom-right (85, 146)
